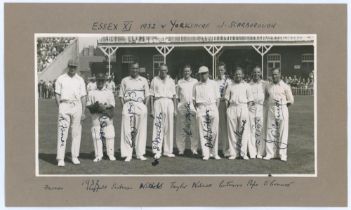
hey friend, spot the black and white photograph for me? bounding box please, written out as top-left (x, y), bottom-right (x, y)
top-left (36, 34), bottom-right (316, 176)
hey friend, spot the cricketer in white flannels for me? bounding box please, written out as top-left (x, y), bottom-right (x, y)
top-left (55, 59), bottom-right (87, 167)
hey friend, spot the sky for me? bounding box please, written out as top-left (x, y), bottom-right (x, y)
top-left (78, 37), bottom-right (99, 52)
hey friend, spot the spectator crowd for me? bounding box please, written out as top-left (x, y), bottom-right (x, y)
top-left (173, 72), bottom-right (314, 90)
top-left (37, 37), bottom-right (76, 72)
top-left (38, 67), bottom-right (314, 99)
top-left (282, 73), bottom-right (314, 89)
top-left (38, 80), bottom-right (56, 99)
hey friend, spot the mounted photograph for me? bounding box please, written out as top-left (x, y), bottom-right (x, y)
top-left (36, 34), bottom-right (316, 176)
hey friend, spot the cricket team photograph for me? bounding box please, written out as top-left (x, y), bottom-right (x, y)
top-left (37, 35), bottom-right (315, 175)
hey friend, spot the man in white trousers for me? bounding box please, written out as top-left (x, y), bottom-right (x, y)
top-left (249, 66), bottom-right (267, 159)
top-left (193, 66), bottom-right (221, 160)
top-left (119, 62), bottom-right (149, 162)
top-left (264, 68), bottom-right (294, 162)
top-left (87, 73), bottom-right (116, 162)
top-left (150, 64), bottom-right (177, 159)
top-left (55, 59), bottom-right (87, 167)
top-left (225, 67), bottom-right (254, 160)
top-left (216, 62), bottom-right (232, 157)
top-left (176, 64), bottom-right (199, 155)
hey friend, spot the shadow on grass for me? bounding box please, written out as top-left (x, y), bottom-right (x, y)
top-left (39, 151), bottom-right (127, 165)
top-left (40, 146), bottom-right (233, 166)
top-left (144, 146), bottom-right (218, 159)
top-left (38, 152), bottom-right (94, 165)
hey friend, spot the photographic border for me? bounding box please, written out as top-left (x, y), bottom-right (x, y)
top-left (35, 33), bottom-right (317, 178)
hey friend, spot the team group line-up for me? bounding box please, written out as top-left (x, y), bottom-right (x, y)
top-left (53, 59), bottom-right (294, 167)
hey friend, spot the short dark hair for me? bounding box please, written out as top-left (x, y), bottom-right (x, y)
top-left (218, 61), bottom-right (226, 68)
top-left (233, 66), bottom-right (244, 75)
top-left (183, 64), bottom-right (191, 70)
top-left (129, 62), bottom-right (139, 69)
top-left (235, 66), bottom-right (243, 71)
top-left (160, 63), bottom-right (168, 68)
top-left (271, 68), bottom-right (281, 73)
top-left (253, 65), bottom-right (261, 71)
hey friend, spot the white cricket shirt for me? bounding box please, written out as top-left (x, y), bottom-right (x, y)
top-left (119, 75), bottom-right (150, 103)
top-left (266, 80), bottom-right (294, 105)
top-left (193, 79), bottom-right (220, 105)
top-left (176, 77), bottom-right (198, 104)
top-left (225, 81), bottom-right (254, 105)
top-left (250, 80), bottom-right (267, 105)
top-left (150, 75), bottom-right (176, 99)
top-left (55, 73), bottom-right (87, 102)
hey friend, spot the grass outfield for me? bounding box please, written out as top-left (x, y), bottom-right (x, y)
top-left (38, 95), bottom-right (315, 175)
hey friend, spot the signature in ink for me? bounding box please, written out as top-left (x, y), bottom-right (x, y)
top-left (152, 113), bottom-right (163, 152)
top-left (98, 115), bottom-right (108, 143)
top-left (233, 120), bottom-right (247, 155)
top-left (125, 89), bottom-right (145, 103)
top-left (255, 118), bottom-right (262, 145)
top-left (264, 99), bottom-right (288, 150)
top-left (219, 78), bottom-right (227, 97)
top-left (263, 138), bottom-right (288, 149)
top-left (234, 120), bottom-right (247, 138)
top-left (182, 103), bottom-right (194, 137)
top-left (273, 99), bottom-right (282, 145)
top-left (274, 99), bottom-right (282, 119)
top-left (203, 109), bottom-right (214, 148)
top-left (127, 102), bottom-right (137, 148)
top-left (81, 179), bottom-right (108, 193)
top-left (182, 128), bottom-right (192, 137)
top-left (58, 116), bottom-right (69, 147)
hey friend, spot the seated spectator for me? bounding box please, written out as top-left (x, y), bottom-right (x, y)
top-left (282, 74), bottom-right (313, 90)
top-left (37, 37), bottom-right (76, 72)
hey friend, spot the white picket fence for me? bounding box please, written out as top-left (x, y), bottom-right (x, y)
top-left (291, 87), bottom-right (314, 96)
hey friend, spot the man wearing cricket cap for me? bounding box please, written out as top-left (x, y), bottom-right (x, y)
top-left (87, 72), bottom-right (116, 162)
top-left (193, 66), bottom-right (221, 160)
top-left (55, 58), bottom-right (87, 166)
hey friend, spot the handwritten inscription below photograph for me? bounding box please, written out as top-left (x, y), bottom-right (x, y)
top-left (36, 34), bottom-right (316, 176)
